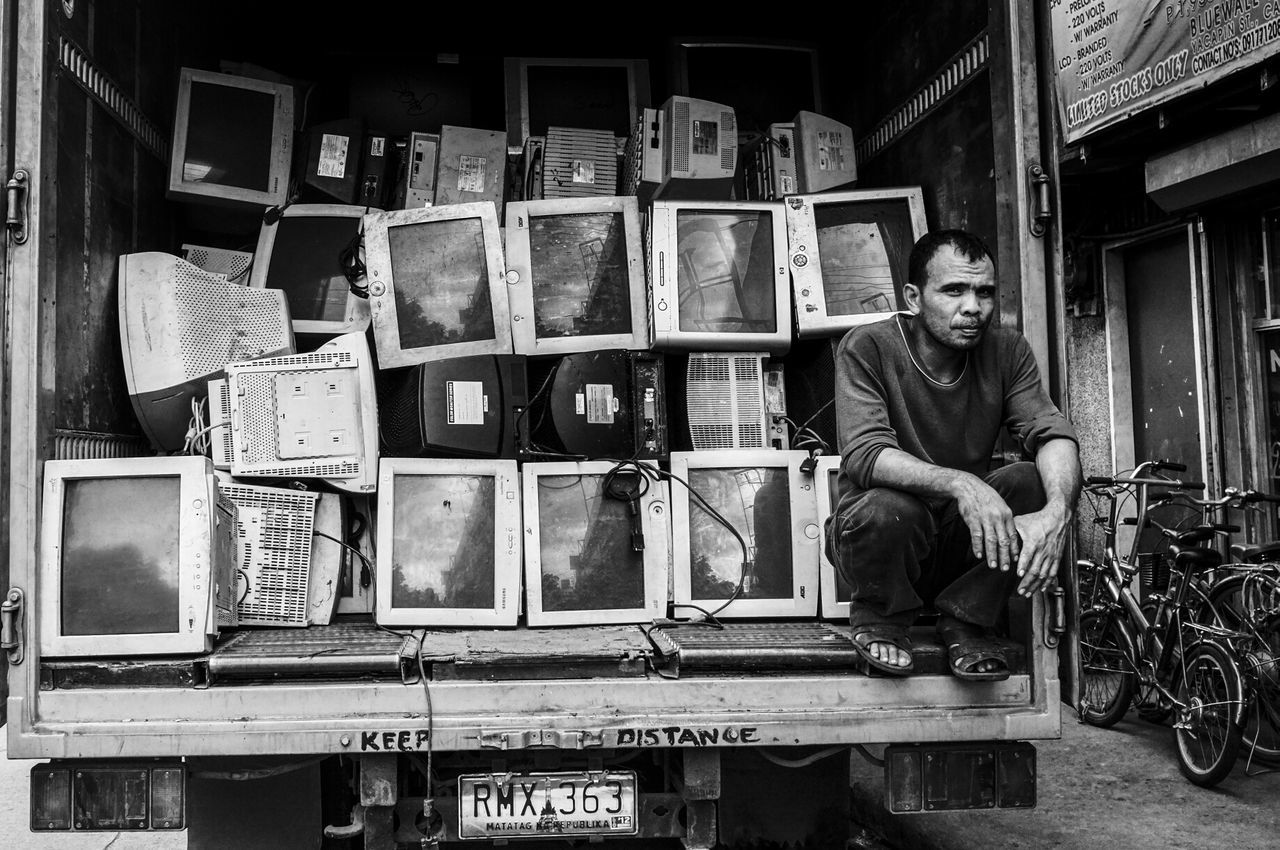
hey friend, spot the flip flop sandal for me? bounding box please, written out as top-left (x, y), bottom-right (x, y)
top-left (943, 636), bottom-right (1011, 682)
top-left (850, 625), bottom-right (914, 676)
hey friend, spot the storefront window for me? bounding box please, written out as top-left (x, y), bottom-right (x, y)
top-left (1260, 213), bottom-right (1280, 320)
top-left (1258, 328), bottom-right (1280, 495)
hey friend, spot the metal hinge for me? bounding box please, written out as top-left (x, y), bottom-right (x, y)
top-left (1044, 583), bottom-right (1065, 649)
top-left (6, 170), bottom-right (29, 245)
top-left (1028, 163), bottom-right (1052, 238)
top-left (1, 588), bottom-right (25, 664)
top-left (477, 729), bottom-right (605, 750)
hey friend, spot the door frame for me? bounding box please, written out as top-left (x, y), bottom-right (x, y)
top-left (6, 0), bottom-right (54, 736)
top-left (1102, 221), bottom-right (1218, 483)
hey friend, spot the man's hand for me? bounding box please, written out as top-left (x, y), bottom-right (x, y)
top-left (951, 472), bottom-right (1021, 573)
top-left (1012, 504), bottom-right (1072, 595)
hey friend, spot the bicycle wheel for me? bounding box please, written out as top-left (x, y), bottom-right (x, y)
top-left (1209, 575), bottom-right (1280, 762)
top-left (1240, 616), bottom-right (1280, 764)
top-left (1078, 610), bottom-right (1136, 728)
top-left (1174, 638), bottom-right (1245, 787)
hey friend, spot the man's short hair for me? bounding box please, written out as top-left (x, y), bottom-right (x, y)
top-left (907, 229), bottom-right (996, 290)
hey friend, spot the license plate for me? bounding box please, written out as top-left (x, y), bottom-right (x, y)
top-left (457, 771), bottom-right (638, 839)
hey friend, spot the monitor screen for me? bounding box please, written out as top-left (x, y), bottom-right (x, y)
top-left (182, 80), bottom-right (277, 192)
top-left (530, 212), bottom-right (631, 338)
top-left (507, 196), bottom-right (647, 355)
top-left (670, 450), bottom-right (819, 617)
top-left (168, 68), bottom-right (293, 209)
top-left (812, 199), bottom-right (916, 316)
top-left (388, 217), bottom-right (495, 348)
top-left (649, 201), bottom-right (789, 353)
top-left (391, 474), bottom-right (497, 609)
top-left (61, 477), bottom-right (181, 636)
top-left (522, 461), bottom-right (669, 625)
top-left (40, 455), bottom-right (229, 657)
top-left (535, 472), bottom-right (645, 612)
top-left (676, 209), bottom-right (778, 335)
top-left (365, 204), bottom-right (513, 368)
top-left (686, 466), bottom-right (793, 601)
top-left (786, 188), bottom-right (929, 338)
top-left (376, 459), bottom-right (521, 626)
top-left (262, 214), bottom-right (361, 324)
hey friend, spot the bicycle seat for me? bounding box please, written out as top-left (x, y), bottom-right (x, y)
top-left (1167, 544), bottom-right (1224, 572)
top-left (1229, 539), bottom-right (1280, 562)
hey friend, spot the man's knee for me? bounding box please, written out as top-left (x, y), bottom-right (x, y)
top-left (985, 461), bottom-right (1046, 515)
top-left (836, 488), bottom-right (935, 542)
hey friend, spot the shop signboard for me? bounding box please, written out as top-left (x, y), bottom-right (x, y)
top-left (1050, 0), bottom-right (1280, 144)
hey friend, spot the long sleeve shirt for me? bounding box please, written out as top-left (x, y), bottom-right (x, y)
top-left (833, 313), bottom-right (1078, 514)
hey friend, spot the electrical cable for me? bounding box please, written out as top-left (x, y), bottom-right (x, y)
top-left (757, 746), bottom-right (849, 769)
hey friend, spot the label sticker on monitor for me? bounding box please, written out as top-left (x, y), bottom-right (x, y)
top-left (692, 120), bottom-right (719, 156)
top-left (456, 156), bottom-right (487, 193)
top-left (585, 384), bottom-right (616, 424)
top-left (318, 134), bottom-right (350, 178)
top-left (369, 136), bottom-right (385, 157)
top-left (572, 160), bottom-right (596, 184)
top-left (817, 131), bottom-right (846, 171)
top-left (447, 381), bottom-right (486, 425)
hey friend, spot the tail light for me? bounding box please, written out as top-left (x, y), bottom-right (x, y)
top-left (30, 761), bottom-right (185, 831)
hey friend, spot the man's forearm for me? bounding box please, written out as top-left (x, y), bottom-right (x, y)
top-left (1034, 438), bottom-right (1081, 517)
top-left (868, 447), bottom-right (971, 500)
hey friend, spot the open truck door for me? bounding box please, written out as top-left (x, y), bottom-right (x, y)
top-left (4, 0), bottom-right (179, 734)
top-left (853, 2), bottom-right (1072, 705)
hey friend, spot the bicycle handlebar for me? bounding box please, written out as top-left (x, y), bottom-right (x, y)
top-left (1084, 475), bottom-right (1205, 491)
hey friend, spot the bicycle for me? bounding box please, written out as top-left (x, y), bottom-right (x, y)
top-left (1076, 463), bottom-right (1248, 786)
top-left (1187, 487), bottom-right (1280, 766)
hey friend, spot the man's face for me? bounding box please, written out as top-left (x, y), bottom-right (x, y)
top-left (903, 246), bottom-right (996, 351)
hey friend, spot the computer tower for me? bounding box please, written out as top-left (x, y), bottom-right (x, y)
top-left (521, 350), bottom-right (667, 461)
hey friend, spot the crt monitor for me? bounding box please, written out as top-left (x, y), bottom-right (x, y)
top-left (785, 187), bottom-right (928, 338)
top-left (813, 455), bottom-right (853, 620)
top-left (168, 67), bottom-right (294, 209)
top-left (503, 57), bottom-right (651, 151)
top-left (39, 455), bottom-right (237, 657)
top-left (521, 460), bottom-right (670, 626)
top-left (669, 449), bottom-right (820, 619)
top-left (363, 203), bottom-right (513, 368)
top-left (376, 458), bottom-right (522, 627)
top-left (378, 354), bottom-right (529, 459)
top-left (648, 200), bottom-right (791, 354)
top-left (118, 251), bottom-right (295, 453)
top-left (505, 196), bottom-right (648, 356)
top-left (249, 203), bottom-right (375, 337)
top-left (521, 350), bottom-right (667, 462)
top-left (207, 332), bottom-right (380, 494)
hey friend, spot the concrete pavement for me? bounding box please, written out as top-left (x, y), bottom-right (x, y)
top-left (849, 705), bottom-right (1280, 850)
